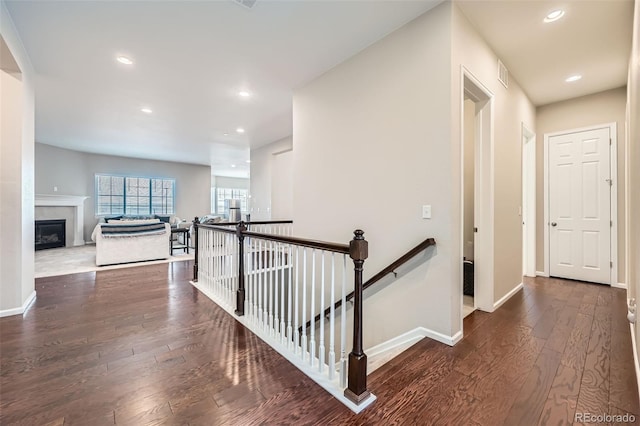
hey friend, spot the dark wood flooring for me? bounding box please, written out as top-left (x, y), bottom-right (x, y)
top-left (1, 263), bottom-right (638, 425)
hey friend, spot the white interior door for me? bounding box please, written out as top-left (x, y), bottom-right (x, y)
top-left (549, 127), bottom-right (611, 284)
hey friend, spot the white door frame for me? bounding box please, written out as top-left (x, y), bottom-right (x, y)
top-left (522, 124), bottom-right (536, 277)
top-left (543, 122), bottom-right (618, 285)
top-left (461, 66), bottom-right (495, 314)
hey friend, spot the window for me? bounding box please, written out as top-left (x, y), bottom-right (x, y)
top-left (214, 188), bottom-right (249, 215)
top-left (96, 174), bottom-right (175, 216)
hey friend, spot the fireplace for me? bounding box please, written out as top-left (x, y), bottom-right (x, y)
top-left (35, 219), bottom-right (66, 250)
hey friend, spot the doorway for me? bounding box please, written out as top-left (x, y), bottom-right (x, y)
top-left (544, 124), bottom-right (617, 285)
top-left (461, 69), bottom-right (494, 319)
top-left (522, 125), bottom-right (536, 277)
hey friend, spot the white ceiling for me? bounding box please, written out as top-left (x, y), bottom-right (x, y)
top-left (4, 0), bottom-right (442, 177)
top-left (457, 0), bottom-right (633, 106)
top-left (4, 0), bottom-right (634, 177)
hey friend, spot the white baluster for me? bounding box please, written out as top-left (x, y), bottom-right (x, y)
top-left (319, 251), bottom-right (325, 374)
top-left (287, 244), bottom-right (293, 349)
top-left (340, 255), bottom-right (347, 388)
top-left (269, 240), bottom-right (274, 336)
top-left (329, 252), bottom-right (335, 380)
top-left (274, 241), bottom-right (280, 338)
top-left (280, 242), bottom-right (286, 344)
top-left (301, 248), bottom-right (307, 360)
top-left (294, 246), bottom-right (300, 354)
top-left (310, 249), bottom-right (316, 367)
top-left (258, 239), bottom-right (263, 327)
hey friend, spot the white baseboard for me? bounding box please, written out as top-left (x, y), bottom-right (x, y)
top-left (612, 282), bottom-right (628, 290)
top-left (366, 325), bottom-right (463, 372)
top-left (493, 282), bottom-right (524, 311)
top-left (0, 291), bottom-right (36, 318)
top-left (536, 270), bottom-right (548, 277)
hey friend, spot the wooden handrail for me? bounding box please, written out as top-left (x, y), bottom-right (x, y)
top-left (303, 237), bottom-right (436, 330)
top-left (197, 222), bottom-right (349, 254)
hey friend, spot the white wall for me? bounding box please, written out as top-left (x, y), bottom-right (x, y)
top-left (270, 150), bottom-right (293, 220)
top-left (536, 87), bottom-right (627, 282)
top-left (249, 136), bottom-right (293, 221)
top-left (0, 1), bottom-right (35, 315)
top-left (213, 176), bottom-right (249, 190)
top-left (627, 0), bottom-right (640, 373)
top-left (452, 4), bottom-right (536, 306)
top-left (35, 143), bottom-right (211, 241)
top-left (293, 2), bottom-right (456, 348)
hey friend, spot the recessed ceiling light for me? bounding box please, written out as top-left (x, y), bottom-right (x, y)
top-left (141, 107), bottom-right (153, 114)
top-left (236, 128), bottom-right (245, 133)
top-left (245, 160), bottom-right (251, 163)
top-left (223, 133), bottom-right (229, 136)
top-left (544, 9), bottom-right (565, 23)
top-left (231, 164), bottom-right (236, 168)
top-left (116, 56), bottom-right (133, 65)
top-left (565, 74), bottom-right (582, 82)
top-left (238, 90), bottom-right (251, 98)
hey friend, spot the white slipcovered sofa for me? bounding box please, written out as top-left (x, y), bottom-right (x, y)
top-left (91, 219), bottom-right (171, 266)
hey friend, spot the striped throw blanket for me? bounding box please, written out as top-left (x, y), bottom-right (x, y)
top-left (100, 222), bottom-right (167, 238)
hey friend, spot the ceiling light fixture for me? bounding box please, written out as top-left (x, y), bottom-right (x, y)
top-left (223, 133), bottom-right (229, 136)
top-left (231, 164), bottom-right (237, 168)
top-left (544, 9), bottom-right (565, 23)
top-left (246, 160), bottom-right (251, 163)
top-left (141, 107), bottom-right (153, 114)
top-left (116, 56), bottom-right (133, 65)
top-left (565, 74), bottom-right (582, 82)
top-left (238, 90), bottom-right (251, 98)
top-left (236, 128), bottom-right (245, 133)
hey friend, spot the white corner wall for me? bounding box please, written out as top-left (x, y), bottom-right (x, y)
top-left (293, 2), bottom-right (458, 348)
top-left (452, 4), bottom-right (536, 307)
top-left (627, 0), bottom-right (639, 380)
top-left (0, 1), bottom-right (35, 316)
top-left (249, 136), bottom-right (293, 221)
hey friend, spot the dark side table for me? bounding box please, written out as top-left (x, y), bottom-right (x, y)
top-left (171, 228), bottom-right (190, 254)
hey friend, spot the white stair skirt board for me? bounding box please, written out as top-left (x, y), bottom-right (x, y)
top-left (366, 327), bottom-right (463, 374)
top-left (0, 290), bottom-right (36, 318)
top-left (612, 282), bottom-right (628, 290)
top-left (492, 282), bottom-right (524, 311)
top-left (190, 280), bottom-right (376, 414)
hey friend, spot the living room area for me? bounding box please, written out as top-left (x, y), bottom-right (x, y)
top-left (33, 142), bottom-right (249, 278)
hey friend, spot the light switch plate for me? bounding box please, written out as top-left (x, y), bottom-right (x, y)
top-left (422, 205), bottom-right (431, 219)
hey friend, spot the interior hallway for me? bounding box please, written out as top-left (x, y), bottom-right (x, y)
top-left (0, 262), bottom-right (637, 425)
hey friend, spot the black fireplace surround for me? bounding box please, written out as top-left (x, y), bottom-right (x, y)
top-left (35, 219), bottom-right (66, 250)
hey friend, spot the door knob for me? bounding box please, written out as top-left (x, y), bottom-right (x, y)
top-left (551, 222), bottom-right (557, 227)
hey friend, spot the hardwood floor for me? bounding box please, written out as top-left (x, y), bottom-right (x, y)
top-left (1, 264), bottom-right (638, 425)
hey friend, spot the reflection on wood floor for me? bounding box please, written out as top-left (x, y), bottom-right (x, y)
top-left (0, 264), bottom-right (637, 425)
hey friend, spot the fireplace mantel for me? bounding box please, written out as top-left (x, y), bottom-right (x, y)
top-left (35, 194), bottom-right (89, 246)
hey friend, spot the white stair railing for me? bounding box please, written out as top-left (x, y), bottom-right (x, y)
top-left (191, 219), bottom-right (375, 413)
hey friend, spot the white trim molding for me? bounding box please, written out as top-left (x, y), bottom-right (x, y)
top-left (612, 282), bottom-right (628, 290)
top-left (630, 324), bottom-right (640, 405)
top-left (35, 194), bottom-right (89, 246)
top-left (0, 291), bottom-right (36, 318)
top-left (493, 282), bottom-right (524, 311)
top-left (536, 270), bottom-right (549, 277)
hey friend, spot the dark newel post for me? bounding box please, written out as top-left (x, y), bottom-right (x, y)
top-left (193, 217), bottom-right (199, 282)
top-left (344, 229), bottom-right (371, 404)
top-left (235, 221), bottom-right (247, 316)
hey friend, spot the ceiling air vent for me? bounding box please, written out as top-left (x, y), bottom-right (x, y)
top-left (232, 0), bottom-right (257, 9)
top-left (498, 59), bottom-right (509, 89)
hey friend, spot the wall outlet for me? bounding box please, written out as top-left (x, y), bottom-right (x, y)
top-left (422, 205), bottom-right (431, 219)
